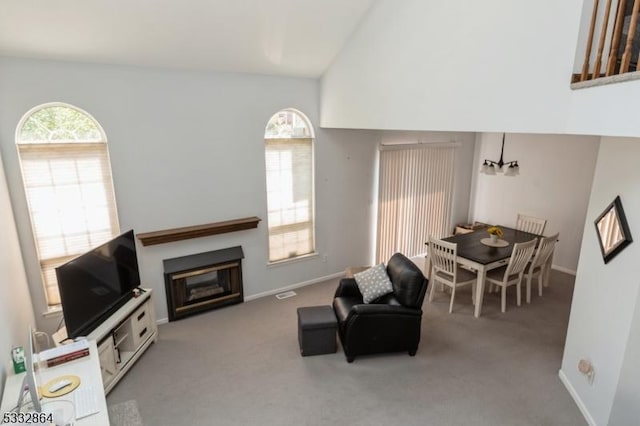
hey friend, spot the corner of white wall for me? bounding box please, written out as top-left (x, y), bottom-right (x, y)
top-left (559, 369), bottom-right (597, 426)
top-left (561, 136), bottom-right (640, 426)
top-left (0, 153), bottom-right (36, 402)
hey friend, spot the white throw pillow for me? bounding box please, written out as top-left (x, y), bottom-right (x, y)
top-left (354, 263), bottom-right (394, 303)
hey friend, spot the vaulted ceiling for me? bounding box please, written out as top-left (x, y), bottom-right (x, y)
top-left (0, 0), bottom-right (375, 77)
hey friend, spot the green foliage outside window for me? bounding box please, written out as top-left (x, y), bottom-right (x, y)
top-left (20, 106), bottom-right (103, 143)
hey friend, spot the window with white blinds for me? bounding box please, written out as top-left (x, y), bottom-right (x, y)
top-left (264, 109), bottom-right (315, 262)
top-left (376, 144), bottom-right (455, 263)
top-left (16, 103), bottom-right (120, 306)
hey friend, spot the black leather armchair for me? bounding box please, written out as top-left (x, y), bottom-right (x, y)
top-left (333, 253), bottom-right (428, 362)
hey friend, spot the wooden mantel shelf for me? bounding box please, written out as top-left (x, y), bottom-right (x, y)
top-left (137, 216), bottom-right (261, 246)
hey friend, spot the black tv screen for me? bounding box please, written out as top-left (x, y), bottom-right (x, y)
top-left (56, 230), bottom-right (141, 339)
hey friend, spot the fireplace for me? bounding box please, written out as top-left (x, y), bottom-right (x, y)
top-left (163, 246), bottom-right (244, 321)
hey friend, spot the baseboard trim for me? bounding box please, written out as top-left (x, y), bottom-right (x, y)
top-left (552, 264), bottom-right (577, 276)
top-left (154, 272), bottom-right (345, 324)
top-left (244, 271), bottom-right (345, 302)
top-left (558, 369), bottom-right (596, 426)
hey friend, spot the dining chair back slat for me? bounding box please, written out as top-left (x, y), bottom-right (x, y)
top-left (429, 238), bottom-right (458, 281)
top-left (525, 233), bottom-right (559, 303)
top-left (506, 239), bottom-right (538, 277)
top-left (531, 233), bottom-right (558, 270)
top-left (428, 236), bottom-right (477, 313)
top-left (516, 214), bottom-right (547, 235)
top-left (485, 238), bottom-right (537, 312)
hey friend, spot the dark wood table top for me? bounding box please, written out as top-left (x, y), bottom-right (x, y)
top-left (443, 226), bottom-right (540, 265)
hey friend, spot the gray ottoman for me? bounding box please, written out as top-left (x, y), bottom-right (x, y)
top-left (297, 305), bottom-right (337, 356)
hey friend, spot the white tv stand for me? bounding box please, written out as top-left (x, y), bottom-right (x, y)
top-left (54, 288), bottom-right (158, 394)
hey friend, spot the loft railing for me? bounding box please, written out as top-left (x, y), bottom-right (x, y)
top-left (574, 0), bottom-right (640, 83)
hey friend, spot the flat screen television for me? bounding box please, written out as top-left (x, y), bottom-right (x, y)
top-left (56, 229), bottom-right (141, 339)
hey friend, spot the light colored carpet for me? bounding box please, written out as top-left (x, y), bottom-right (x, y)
top-left (107, 399), bottom-right (143, 426)
top-left (106, 270), bottom-right (586, 425)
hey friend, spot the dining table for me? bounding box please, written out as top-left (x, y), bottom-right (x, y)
top-left (427, 225), bottom-right (542, 317)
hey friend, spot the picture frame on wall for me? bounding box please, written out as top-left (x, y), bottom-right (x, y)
top-left (594, 196), bottom-right (633, 264)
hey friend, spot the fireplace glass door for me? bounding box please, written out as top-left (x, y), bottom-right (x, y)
top-left (168, 261), bottom-right (242, 319)
top-left (182, 267), bottom-right (229, 302)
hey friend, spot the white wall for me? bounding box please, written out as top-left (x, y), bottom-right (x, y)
top-left (470, 133), bottom-right (599, 273)
top-left (0, 57), bottom-right (379, 329)
top-left (321, 0), bottom-right (582, 134)
top-left (609, 282), bottom-right (640, 425)
top-left (0, 153), bottom-right (35, 402)
top-left (566, 80), bottom-right (640, 137)
top-left (320, 0), bottom-right (640, 139)
top-left (560, 137), bottom-right (640, 425)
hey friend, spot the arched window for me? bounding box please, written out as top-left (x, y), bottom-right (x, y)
top-left (264, 109), bottom-right (315, 262)
top-left (16, 103), bottom-right (120, 306)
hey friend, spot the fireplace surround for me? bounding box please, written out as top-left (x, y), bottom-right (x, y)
top-left (163, 246), bottom-right (244, 321)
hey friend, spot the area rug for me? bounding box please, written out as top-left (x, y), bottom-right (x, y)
top-left (107, 399), bottom-right (143, 426)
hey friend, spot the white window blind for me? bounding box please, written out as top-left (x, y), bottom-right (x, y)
top-left (265, 138), bottom-right (314, 262)
top-left (16, 104), bottom-right (120, 306)
top-left (264, 109), bottom-right (315, 263)
top-left (376, 145), bottom-right (455, 263)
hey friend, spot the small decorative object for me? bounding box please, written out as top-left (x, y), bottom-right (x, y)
top-left (11, 346), bottom-right (25, 374)
top-left (487, 226), bottom-right (504, 243)
top-left (595, 195), bottom-right (633, 264)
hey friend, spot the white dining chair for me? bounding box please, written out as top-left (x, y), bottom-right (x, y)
top-left (516, 214), bottom-right (547, 235)
top-left (428, 237), bottom-right (477, 313)
top-left (524, 233), bottom-right (559, 303)
top-left (484, 239), bottom-right (537, 313)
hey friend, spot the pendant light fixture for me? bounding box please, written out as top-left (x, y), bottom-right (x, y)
top-left (480, 133), bottom-right (519, 176)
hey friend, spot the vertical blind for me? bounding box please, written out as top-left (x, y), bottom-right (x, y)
top-left (376, 145), bottom-right (455, 263)
top-left (265, 138), bottom-right (315, 262)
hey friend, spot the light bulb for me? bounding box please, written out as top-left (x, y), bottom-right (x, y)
top-left (505, 165), bottom-right (515, 176)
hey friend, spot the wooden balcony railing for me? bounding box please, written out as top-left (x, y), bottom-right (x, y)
top-left (573, 0), bottom-right (640, 83)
